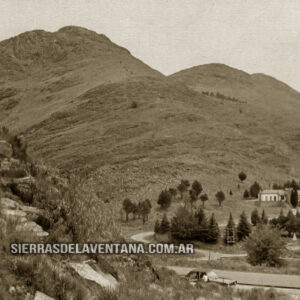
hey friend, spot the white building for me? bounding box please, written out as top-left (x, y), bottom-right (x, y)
top-left (259, 189), bottom-right (300, 203)
top-left (259, 190), bottom-right (286, 202)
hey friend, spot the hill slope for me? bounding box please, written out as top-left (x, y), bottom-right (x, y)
top-left (1, 28), bottom-right (300, 205)
top-left (0, 26), bottom-right (163, 130)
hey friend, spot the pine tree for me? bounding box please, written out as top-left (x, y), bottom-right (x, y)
top-left (251, 208), bottom-right (261, 226)
top-left (237, 211), bottom-right (252, 241)
top-left (224, 213), bottom-right (236, 244)
top-left (261, 209), bottom-right (268, 224)
top-left (290, 188), bottom-right (299, 208)
top-left (207, 213), bottom-right (219, 243)
top-left (195, 207), bottom-right (207, 225)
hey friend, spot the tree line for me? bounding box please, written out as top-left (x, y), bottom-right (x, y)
top-left (154, 208), bottom-right (253, 244)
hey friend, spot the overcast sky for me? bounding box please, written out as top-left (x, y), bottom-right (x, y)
top-left (1, 0), bottom-right (300, 91)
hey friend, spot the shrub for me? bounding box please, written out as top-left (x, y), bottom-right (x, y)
top-left (130, 101), bottom-right (138, 108)
top-left (244, 225), bottom-right (286, 267)
top-left (238, 172), bottom-right (247, 182)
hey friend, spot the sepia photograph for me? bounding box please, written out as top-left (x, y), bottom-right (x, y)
top-left (0, 1), bottom-right (300, 299)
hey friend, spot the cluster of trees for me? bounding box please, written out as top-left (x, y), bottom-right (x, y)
top-left (243, 182), bottom-right (262, 199)
top-left (122, 198), bottom-right (152, 223)
top-left (250, 208), bottom-right (268, 226)
top-left (270, 209), bottom-right (300, 237)
top-left (157, 179), bottom-right (229, 211)
top-left (272, 179), bottom-right (299, 190)
top-left (154, 207), bottom-right (220, 243)
top-left (202, 91), bottom-right (240, 102)
top-left (157, 180), bottom-right (209, 210)
top-left (154, 208), bottom-right (254, 245)
top-left (223, 212), bottom-right (252, 244)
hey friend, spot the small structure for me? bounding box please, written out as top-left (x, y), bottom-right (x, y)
top-left (258, 190), bottom-right (286, 202)
top-left (258, 189), bottom-right (300, 205)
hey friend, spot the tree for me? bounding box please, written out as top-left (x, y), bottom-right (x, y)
top-left (206, 213), bottom-right (219, 243)
top-left (250, 181), bottom-right (261, 198)
top-left (139, 199), bottom-right (152, 224)
top-left (200, 193), bottom-right (209, 207)
top-left (157, 190), bottom-right (172, 209)
top-left (159, 213), bottom-right (170, 234)
top-left (261, 209), bottom-right (268, 224)
top-left (237, 211), bottom-right (252, 241)
top-left (189, 189), bottom-right (199, 210)
top-left (243, 189), bottom-right (250, 199)
top-left (244, 226), bottom-right (286, 266)
top-left (215, 191), bottom-right (225, 207)
top-left (192, 180), bottom-right (203, 196)
top-left (229, 190), bottom-right (233, 196)
top-left (131, 202), bottom-right (139, 220)
top-left (177, 180), bottom-right (190, 200)
top-left (286, 210), bottom-right (296, 237)
top-left (195, 207), bottom-right (207, 226)
top-left (290, 188), bottom-right (299, 208)
top-left (238, 172), bottom-right (247, 182)
top-left (251, 208), bottom-right (261, 226)
top-left (123, 198), bottom-right (133, 222)
top-left (224, 213), bottom-right (236, 244)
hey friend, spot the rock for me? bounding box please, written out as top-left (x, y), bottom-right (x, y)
top-left (34, 291), bottom-right (55, 300)
top-left (0, 140), bottom-right (12, 158)
top-left (69, 262), bottom-right (118, 290)
top-left (9, 286), bottom-right (16, 294)
top-left (10, 177), bottom-right (35, 204)
top-left (16, 221), bottom-right (43, 232)
top-left (1, 208), bottom-right (27, 218)
top-left (0, 197), bottom-right (20, 209)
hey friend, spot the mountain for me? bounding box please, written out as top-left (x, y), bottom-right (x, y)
top-left (1, 27), bottom-right (300, 205)
top-left (0, 26), bottom-right (163, 129)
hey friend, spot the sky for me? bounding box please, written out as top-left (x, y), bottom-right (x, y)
top-left (1, 0), bottom-right (300, 91)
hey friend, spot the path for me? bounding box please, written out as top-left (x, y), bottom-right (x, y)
top-left (131, 231), bottom-right (247, 260)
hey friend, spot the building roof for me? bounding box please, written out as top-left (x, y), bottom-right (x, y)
top-left (260, 190), bottom-right (286, 195)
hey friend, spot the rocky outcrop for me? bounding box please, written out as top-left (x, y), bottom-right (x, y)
top-left (34, 291), bottom-right (55, 300)
top-left (0, 140), bottom-right (12, 158)
top-left (69, 261), bottom-right (119, 290)
top-left (0, 197), bottom-right (48, 238)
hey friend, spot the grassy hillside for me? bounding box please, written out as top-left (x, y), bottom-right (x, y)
top-left (1, 28), bottom-right (300, 210)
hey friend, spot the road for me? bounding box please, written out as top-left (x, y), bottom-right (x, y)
top-left (167, 266), bottom-right (300, 299)
top-left (131, 231), bottom-right (300, 298)
top-left (131, 231), bottom-right (247, 260)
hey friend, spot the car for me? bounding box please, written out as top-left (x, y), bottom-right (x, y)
top-left (186, 270), bottom-right (237, 286)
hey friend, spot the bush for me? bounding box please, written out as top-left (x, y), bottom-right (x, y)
top-left (130, 101), bottom-right (138, 108)
top-left (244, 225), bottom-right (286, 267)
